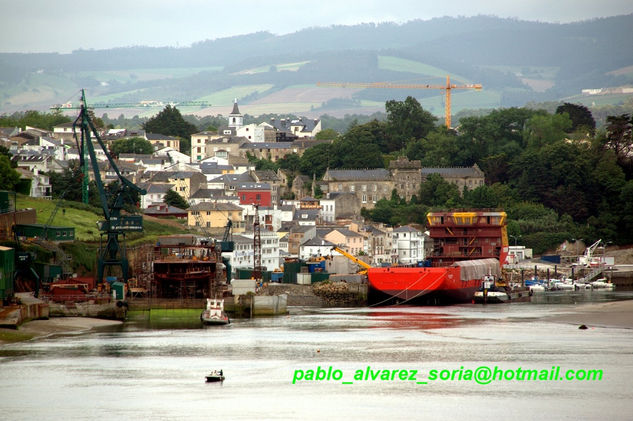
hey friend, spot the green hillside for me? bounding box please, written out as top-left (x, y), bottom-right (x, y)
top-left (15, 195), bottom-right (190, 243)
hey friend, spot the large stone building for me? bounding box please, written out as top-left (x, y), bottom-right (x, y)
top-left (389, 156), bottom-right (422, 201)
top-left (421, 164), bottom-right (485, 193)
top-left (321, 168), bottom-right (393, 210)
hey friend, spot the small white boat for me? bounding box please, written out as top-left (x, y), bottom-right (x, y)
top-left (529, 284), bottom-right (546, 294)
top-left (549, 280), bottom-right (575, 291)
top-left (573, 282), bottom-right (592, 290)
top-left (205, 370), bottom-right (225, 383)
top-left (201, 298), bottom-right (230, 325)
top-left (590, 279), bottom-right (615, 290)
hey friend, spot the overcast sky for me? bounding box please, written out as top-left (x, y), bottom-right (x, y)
top-left (1, 0), bottom-right (632, 53)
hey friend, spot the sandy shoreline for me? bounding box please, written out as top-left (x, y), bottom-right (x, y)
top-left (0, 317), bottom-right (123, 346)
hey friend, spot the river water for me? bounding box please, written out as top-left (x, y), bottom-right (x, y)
top-left (2, 295), bottom-right (633, 420)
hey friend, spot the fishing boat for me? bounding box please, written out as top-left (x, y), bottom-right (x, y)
top-left (200, 298), bottom-right (230, 325)
top-left (367, 211), bottom-right (508, 305)
top-left (205, 370), bottom-right (225, 382)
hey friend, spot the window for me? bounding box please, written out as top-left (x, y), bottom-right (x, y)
top-left (362, 194), bottom-right (367, 203)
top-left (350, 185), bottom-right (355, 192)
top-left (362, 185), bottom-right (367, 191)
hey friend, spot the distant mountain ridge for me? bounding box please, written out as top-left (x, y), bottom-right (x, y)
top-left (1, 14), bottom-right (632, 116)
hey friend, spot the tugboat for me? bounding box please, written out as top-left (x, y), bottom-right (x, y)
top-left (205, 369), bottom-right (225, 383)
top-left (200, 298), bottom-right (230, 325)
top-left (473, 276), bottom-right (509, 304)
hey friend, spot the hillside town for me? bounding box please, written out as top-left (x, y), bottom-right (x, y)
top-left (0, 100), bottom-right (488, 276)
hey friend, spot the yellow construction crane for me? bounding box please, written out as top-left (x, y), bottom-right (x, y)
top-left (317, 75), bottom-right (482, 128)
top-left (331, 246), bottom-right (372, 275)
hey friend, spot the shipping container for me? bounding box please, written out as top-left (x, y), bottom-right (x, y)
top-left (311, 272), bottom-right (330, 283)
top-left (0, 246), bottom-right (15, 300)
top-left (111, 281), bottom-right (126, 299)
top-left (34, 263), bottom-right (63, 283)
top-left (13, 224), bottom-right (75, 241)
top-left (297, 273), bottom-right (312, 285)
top-left (283, 261), bottom-right (301, 283)
top-left (0, 191), bottom-right (13, 214)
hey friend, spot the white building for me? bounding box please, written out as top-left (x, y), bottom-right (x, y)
top-left (236, 123), bottom-right (265, 143)
top-left (154, 146), bottom-right (192, 165)
top-left (319, 198), bottom-right (336, 222)
top-left (15, 168), bottom-right (52, 199)
top-left (392, 225), bottom-right (424, 265)
top-left (140, 183), bottom-right (174, 209)
top-left (228, 100), bottom-right (244, 130)
top-left (299, 237), bottom-right (338, 261)
top-left (228, 230), bottom-right (281, 272)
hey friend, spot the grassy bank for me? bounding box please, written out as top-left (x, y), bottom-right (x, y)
top-left (12, 195), bottom-right (193, 275)
top-left (127, 309), bottom-right (204, 329)
top-left (0, 329), bottom-right (36, 343)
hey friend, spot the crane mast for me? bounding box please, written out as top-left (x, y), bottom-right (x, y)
top-left (72, 89), bottom-right (147, 284)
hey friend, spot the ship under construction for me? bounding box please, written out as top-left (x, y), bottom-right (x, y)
top-left (367, 210), bottom-right (508, 305)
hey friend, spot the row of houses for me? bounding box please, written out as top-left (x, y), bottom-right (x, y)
top-left (1, 102), bottom-right (486, 276)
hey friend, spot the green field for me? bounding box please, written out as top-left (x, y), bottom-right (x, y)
top-left (562, 92), bottom-right (633, 107)
top-left (378, 56), bottom-right (472, 84)
top-left (235, 61), bottom-right (310, 75)
top-left (16, 195), bottom-right (102, 241)
top-left (78, 66), bottom-right (223, 83)
top-left (15, 195), bottom-right (190, 243)
top-left (195, 84), bottom-right (274, 105)
top-left (240, 102), bottom-right (320, 115)
top-left (478, 64), bottom-right (560, 80)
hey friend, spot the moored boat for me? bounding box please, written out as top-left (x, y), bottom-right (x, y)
top-left (473, 276), bottom-right (510, 304)
top-left (591, 278), bottom-right (616, 290)
top-left (201, 298), bottom-right (230, 325)
top-left (473, 289), bottom-right (510, 304)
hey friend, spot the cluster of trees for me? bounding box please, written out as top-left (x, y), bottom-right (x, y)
top-left (0, 110), bottom-right (71, 131)
top-left (249, 97), bottom-right (633, 252)
top-left (142, 105), bottom-right (197, 153)
top-left (354, 99), bottom-right (633, 252)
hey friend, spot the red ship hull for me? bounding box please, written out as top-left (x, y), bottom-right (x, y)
top-left (367, 267), bottom-right (478, 305)
top-left (367, 258), bottom-right (502, 305)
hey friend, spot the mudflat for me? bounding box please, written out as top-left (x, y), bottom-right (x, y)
top-left (0, 317), bottom-right (122, 345)
top-left (547, 299), bottom-right (633, 329)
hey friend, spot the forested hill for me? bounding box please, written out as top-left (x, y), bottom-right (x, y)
top-left (1, 14), bottom-right (632, 115)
